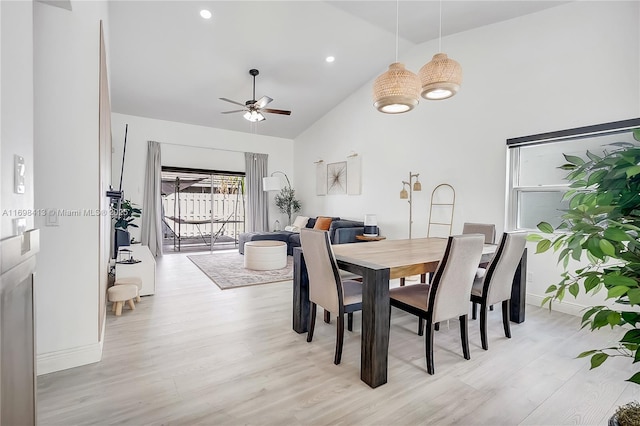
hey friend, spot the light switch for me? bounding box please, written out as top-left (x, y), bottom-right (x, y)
top-left (14, 155), bottom-right (25, 194)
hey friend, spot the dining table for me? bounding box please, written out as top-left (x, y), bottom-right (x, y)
top-left (292, 237), bottom-right (527, 388)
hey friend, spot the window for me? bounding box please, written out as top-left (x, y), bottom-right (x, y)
top-left (507, 119), bottom-right (640, 231)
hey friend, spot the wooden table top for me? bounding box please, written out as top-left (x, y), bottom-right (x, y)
top-left (332, 237), bottom-right (496, 280)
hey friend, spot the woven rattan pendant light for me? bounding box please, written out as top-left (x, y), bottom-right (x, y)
top-left (419, 0), bottom-right (462, 100)
top-left (373, 0), bottom-right (420, 114)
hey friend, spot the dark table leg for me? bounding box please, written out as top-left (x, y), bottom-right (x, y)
top-left (360, 266), bottom-right (390, 388)
top-left (292, 248), bottom-right (309, 334)
top-left (510, 248), bottom-right (527, 324)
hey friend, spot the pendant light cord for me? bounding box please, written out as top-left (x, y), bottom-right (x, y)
top-left (395, 0), bottom-right (399, 63)
top-left (438, 0), bottom-right (442, 52)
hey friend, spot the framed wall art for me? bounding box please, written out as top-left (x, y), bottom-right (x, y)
top-left (327, 161), bottom-right (347, 195)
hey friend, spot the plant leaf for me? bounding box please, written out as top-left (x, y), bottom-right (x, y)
top-left (626, 165), bottom-right (640, 178)
top-left (536, 239), bottom-right (552, 254)
top-left (599, 239), bottom-right (616, 257)
top-left (563, 153), bottom-right (585, 166)
top-left (537, 222), bottom-right (555, 234)
top-left (627, 372), bottom-right (640, 384)
top-left (590, 352), bottom-right (608, 369)
top-left (607, 286), bottom-right (629, 299)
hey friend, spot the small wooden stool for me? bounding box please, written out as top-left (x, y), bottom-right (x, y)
top-left (114, 276), bottom-right (142, 302)
top-left (108, 284), bottom-right (137, 316)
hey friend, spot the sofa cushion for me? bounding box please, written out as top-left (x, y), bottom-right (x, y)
top-left (313, 216), bottom-right (333, 231)
top-left (292, 215), bottom-right (309, 228)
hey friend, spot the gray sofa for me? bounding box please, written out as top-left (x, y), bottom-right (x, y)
top-left (239, 217), bottom-right (370, 255)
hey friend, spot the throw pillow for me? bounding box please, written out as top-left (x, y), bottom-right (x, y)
top-left (292, 215), bottom-right (309, 229)
top-left (313, 216), bottom-right (333, 231)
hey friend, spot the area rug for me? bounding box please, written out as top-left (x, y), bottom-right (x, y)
top-left (187, 252), bottom-right (293, 290)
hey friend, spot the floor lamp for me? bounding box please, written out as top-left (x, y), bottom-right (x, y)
top-left (400, 172), bottom-right (422, 239)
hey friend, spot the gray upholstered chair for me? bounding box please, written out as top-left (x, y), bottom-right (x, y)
top-left (471, 231), bottom-right (527, 350)
top-left (300, 229), bottom-right (363, 365)
top-left (462, 222), bottom-right (496, 244)
top-left (390, 234), bottom-right (484, 374)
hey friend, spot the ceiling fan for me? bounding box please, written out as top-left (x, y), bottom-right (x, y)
top-left (220, 69), bottom-right (292, 122)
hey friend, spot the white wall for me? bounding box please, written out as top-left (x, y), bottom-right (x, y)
top-left (1, 0), bottom-right (34, 239)
top-left (111, 113), bottom-right (294, 240)
top-left (294, 1), bottom-right (640, 315)
top-left (34, 0), bottom-right (110, 374)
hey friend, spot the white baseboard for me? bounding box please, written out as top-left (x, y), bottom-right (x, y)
top-left (37, 310), bottom-right (106, 376)
top-left (526, 293), bottom-right (587, 317)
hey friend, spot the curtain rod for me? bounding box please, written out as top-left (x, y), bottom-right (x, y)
top-left (156, 141), bottom-right (263, 155)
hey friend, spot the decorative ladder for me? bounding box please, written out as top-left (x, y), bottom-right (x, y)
top-left (427, 183), bottom-right (456, 238)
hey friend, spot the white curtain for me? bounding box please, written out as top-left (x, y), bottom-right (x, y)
top-left (141, 141), bottom-right (163, 256)
top-left (244, 152), bottom-right (269, 232)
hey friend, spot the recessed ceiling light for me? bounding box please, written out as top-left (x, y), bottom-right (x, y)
top-left (326, 56), bottom-right (335, 63)
top-left (200, 9), bottom-right (212, 19)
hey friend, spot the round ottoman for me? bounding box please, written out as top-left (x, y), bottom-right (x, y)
top-left (244, 240), bottom-right (287, 271)
top-left (107, 284), bottom-right (137, 316)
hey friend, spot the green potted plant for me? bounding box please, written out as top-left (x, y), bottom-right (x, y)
top-left (112, 199), bottom-right (142, 255)
top-left (274, 186), bottom-right (301, 226)
top-left (114, 199), bottom-right (142, 233)
top-left (531, 130), bottom-right (640, 386)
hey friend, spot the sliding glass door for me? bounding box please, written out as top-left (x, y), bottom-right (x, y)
top-left (161, 167), bottom-right (245, 252)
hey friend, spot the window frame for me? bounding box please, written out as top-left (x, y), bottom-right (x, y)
top-left (506, 118), bottom-right (640, 231)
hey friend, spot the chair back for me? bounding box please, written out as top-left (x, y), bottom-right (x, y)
top-left (482, 231), bottom-right (527, 305)
top-left (429, 234), bottom-right (484, 323)
top-left (462, 222), bottom-right (496, 244)
top-left (300, 229), bottom-right (343, 314)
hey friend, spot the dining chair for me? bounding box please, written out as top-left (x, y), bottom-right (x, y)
top-left (300, 229), bottom-right (363, 365)
top-left (390, 234), bottom-right (484, 374)
top-left (462, 222), bottom-right (496, 244)
top-left (471, 231), bottom-right (527, 350)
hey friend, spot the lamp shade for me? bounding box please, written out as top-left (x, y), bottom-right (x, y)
top-left (364, 214), bottom-right (378, 237)
top-left (262, 176), bottom-right (281, 191)
top-left (400, 188), bottom-right (408, 199)
top-left (419, 53), bottom-right (462, 100)
top-left (373, 63), bottom-right (420, 114)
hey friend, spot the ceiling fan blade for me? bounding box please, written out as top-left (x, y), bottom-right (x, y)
top-left (221, 110), bottom-right (245, 114)
top-left (255, 96), bottom-right (273, 109)
top-left (219, 97), bottom-right (246, 107)
top-left (262, 108), bottom-right (291, 116)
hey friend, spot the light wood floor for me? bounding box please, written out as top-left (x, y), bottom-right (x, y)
top-left (38, 252), bottom-right (640, 425)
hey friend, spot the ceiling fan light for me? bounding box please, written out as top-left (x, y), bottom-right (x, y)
top-left (244, 110), bottom-right (265, 122)
top-left (419, 53), bottom-right (462, 100)
top-left (373, 63), bottom-right (420, 114)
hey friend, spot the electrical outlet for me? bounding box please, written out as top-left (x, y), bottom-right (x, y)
top-left (527, 272), bottom-right (533, 283)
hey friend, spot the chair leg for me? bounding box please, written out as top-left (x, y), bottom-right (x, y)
top-left (307, 303), bottom-right (317, 343)
top-left (460, 314), bottom-right (470, 360)
top-left (502, 300), bottom-right (511, 339)
top-left (400, 277), bottom-right (405, 286)
top-left (420, 273), bottom-right (427, 283)
top-left (434, 322), bottom-right (440, 331)
top-left (324, 310), bottom-right (331, 324)
top-left (480, 303), bottom-right (489, 350)
top-left (335, 314), bottom-right (345, 365)
top-left (490, 305), bottom-right (494, 311)
top-left (418, 318), bottom-right (424, 336)
top-left (472, 301), bottom-right (478, 320)
top-left (348, 312), bottom-right (353, 331)
top-left (425, 319), bottom-right (435, 375)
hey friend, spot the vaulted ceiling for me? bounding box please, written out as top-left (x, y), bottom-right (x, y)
top-left (108, 1), bottom-right (569, 139)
